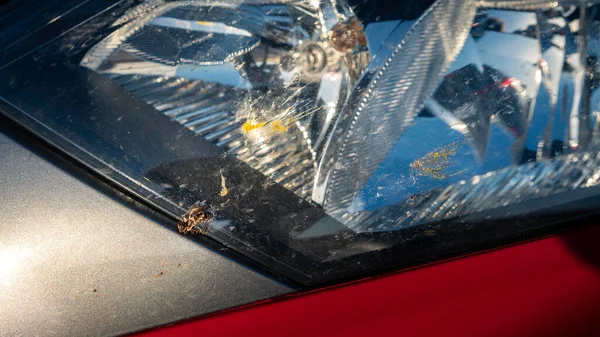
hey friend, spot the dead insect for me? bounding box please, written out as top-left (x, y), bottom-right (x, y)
top-left (177, 201), bottom-right (213, 235)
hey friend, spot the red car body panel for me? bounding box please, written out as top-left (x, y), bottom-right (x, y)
top-left (138, 225), bottom-right (600, 337)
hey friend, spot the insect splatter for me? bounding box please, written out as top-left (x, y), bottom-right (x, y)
top-left (410, 141), bottom-right (463, 180)
top-left (270, 120), bottom-right (288, 133)
top-left (241, 119), bottom-right (267, 133)
top-left (219, 170), bottom-right (228, 197)
top-left (241, 119), bottom-right (290, 134)
top-left (238, 92), bottom-right (324, 136)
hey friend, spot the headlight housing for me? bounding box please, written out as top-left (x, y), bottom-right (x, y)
top-left (2, 0), bottom-right (600, 285)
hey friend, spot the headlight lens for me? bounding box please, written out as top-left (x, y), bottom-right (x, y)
top-left (3, 0), bottom-right (600, 285)
top-left (82, 0), bottom-right (370, 200)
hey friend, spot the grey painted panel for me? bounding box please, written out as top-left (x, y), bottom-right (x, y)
top-left (0, 125), bottom-right (293, 337)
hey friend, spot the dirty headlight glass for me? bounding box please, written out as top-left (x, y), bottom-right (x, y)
top-left (81, 0), bottom-right (370, 201)
top-left (3, 0), bottom-right (600, 285)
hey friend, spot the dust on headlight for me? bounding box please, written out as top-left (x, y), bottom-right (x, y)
top-left (81, 0), bottom-right (600, 235)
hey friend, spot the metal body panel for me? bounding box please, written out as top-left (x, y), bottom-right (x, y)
top-left (0, 122), bottom-right (292, 337)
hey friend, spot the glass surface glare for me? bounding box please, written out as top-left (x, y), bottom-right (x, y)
top-left (4, 0), bottom-right (600, 285)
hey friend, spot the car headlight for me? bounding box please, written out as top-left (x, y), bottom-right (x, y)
top-left (2, 0), bottom-right (599, 285)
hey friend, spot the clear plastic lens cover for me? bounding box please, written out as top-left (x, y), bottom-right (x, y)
top-left (2, 0), bottom-right (600, 285)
